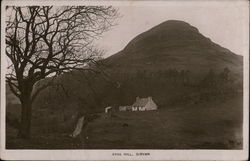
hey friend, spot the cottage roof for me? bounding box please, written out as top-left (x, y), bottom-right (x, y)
top-left (132, 98), bottom-right (149, 107)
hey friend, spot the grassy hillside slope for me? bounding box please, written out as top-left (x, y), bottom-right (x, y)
top-left (6, 94), bottom-right (242, 149)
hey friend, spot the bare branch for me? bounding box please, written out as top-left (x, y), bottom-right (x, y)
top-left (6, 5), bottom-right (118, 105)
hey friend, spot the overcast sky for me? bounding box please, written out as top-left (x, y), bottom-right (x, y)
top-left (94, 1), bottom-right (248, 58)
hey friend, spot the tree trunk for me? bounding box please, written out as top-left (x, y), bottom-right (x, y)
top-left (17, 95), bottom-right (32, 139)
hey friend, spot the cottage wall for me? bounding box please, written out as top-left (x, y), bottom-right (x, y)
top-left (132, 106), bottom-right (138, 111)
top-left (119, 106), bottom-right (127, 111)
top-left (139, 107), bottom-right (146, 111)
top-left (119, 106), bottom-right (132, 111)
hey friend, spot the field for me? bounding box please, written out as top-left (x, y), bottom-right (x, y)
top-left (6, 94), bottom-right (243, 149)
top-left (81, 95), bottom-right (243, 149)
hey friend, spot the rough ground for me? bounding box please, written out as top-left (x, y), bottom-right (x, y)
top-left (6, 95), bottom-right (242, 149)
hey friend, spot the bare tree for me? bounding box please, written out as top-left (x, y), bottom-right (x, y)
top-left (5, 6), bottom-right (118, 138)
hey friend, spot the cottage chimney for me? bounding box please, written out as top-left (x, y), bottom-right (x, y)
top-left (136, 96), bottom-right (140, 101)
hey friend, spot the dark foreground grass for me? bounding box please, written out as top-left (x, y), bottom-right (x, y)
top-left (6, 95), bottom-right (242, 149)
top-left (82, 95), bottom-right (242, 149)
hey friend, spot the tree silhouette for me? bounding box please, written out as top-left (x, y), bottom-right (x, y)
top-left (5, 6), bottom-right (118, 138)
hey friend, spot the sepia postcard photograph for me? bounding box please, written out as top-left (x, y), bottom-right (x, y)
top-left (0, 0), bottom-right (249, 160)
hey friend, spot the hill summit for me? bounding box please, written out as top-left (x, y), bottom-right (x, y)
top-left (125, 20), bottom-right (201, 51)
top-left (105, 20), bottom-right (242, 77)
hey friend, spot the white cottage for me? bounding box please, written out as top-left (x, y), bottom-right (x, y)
top-left (131, 96), bottom-right (157, 111)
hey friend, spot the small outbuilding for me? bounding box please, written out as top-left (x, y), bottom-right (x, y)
top-left (105, 106), bottom-right (112, 113)
top-left (119, 105), bottom-right (132, 111)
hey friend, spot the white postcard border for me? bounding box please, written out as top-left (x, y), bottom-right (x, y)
top-left (1, 0), bottom-right (249, 160)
